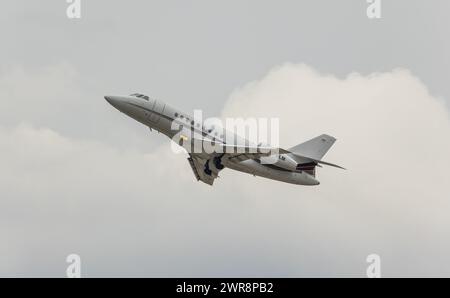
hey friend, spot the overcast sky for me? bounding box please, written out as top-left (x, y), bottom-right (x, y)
top-left (1, 0), bottom-right (449, 277)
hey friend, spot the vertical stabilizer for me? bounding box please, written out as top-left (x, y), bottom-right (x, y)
top-left (289, 134), bottom-right (336, 160)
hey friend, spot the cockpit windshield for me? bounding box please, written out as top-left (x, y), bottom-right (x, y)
top-left (130, 93), bottom-right (150, 101)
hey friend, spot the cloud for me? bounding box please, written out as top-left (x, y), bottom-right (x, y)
top-left (0, 63), bottom-right (449, 277)
top-left (221, 63), bottom-right (450, 276)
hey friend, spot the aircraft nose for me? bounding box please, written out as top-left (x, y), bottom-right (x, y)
top-left (104, 95), bottom-right (123, 109)
top-left (104, 95), bottom-right (115, 105)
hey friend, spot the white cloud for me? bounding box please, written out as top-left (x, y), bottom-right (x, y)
top-left (221, 63), bottom-right (450, 276)
top-left (0, 63), bottom-right (449, 277)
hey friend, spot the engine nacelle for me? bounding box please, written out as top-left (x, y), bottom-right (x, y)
top-left (271, 154), bottom-right (298, 171)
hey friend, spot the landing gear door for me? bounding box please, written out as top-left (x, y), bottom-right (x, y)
top-left (148, 100), bottom-right (165, 123)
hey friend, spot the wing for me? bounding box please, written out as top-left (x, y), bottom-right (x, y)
top-left (187, 137), bottom-right (288, 162)
top-left (184, 139), bottom-right (344, 186)
top-left (185, 143), bottom-right (274, 185)
top-left (187, 155), bottom-right (216, 186)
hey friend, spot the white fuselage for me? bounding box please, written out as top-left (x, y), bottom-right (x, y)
top-left (105, 94), bottom-right (319, 185)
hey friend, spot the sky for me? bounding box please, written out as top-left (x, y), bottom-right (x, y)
top-left (0, 0), bottom-right (449, 277)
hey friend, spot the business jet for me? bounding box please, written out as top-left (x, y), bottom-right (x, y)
top-left (105, 93), bottom-right (344, 186)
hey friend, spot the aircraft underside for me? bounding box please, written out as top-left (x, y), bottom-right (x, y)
top-left (187, 154), bottom-right (321, 186)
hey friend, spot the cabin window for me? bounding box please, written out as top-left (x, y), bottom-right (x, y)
top-left (130, 93), bottom-right (149, 100)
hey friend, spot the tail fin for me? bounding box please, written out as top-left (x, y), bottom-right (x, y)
top-left (289, 134), bottom-right (336, 160)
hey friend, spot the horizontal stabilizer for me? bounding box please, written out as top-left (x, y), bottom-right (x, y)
top-left (293, 153), bottom-right (346, 170)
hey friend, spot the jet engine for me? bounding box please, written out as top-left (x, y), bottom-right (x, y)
top-left (273, 154), bottom-right (298, 171)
